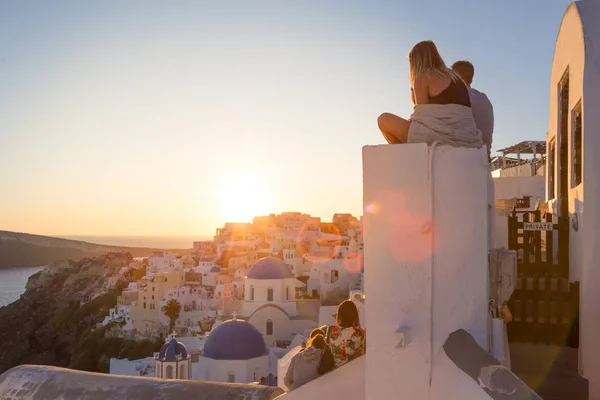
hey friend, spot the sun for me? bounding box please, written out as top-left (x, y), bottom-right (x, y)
top-left (216, 172), bottom-right (273, 223)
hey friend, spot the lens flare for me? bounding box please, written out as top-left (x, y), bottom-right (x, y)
top-left (297, 222), bottom-right (341, 264)
top-left (364, 202), bottom-right (381, 214)
top-left (369, 188), bottom-right (439, 262)
top-left (343, 253), bottom-right (363, 273)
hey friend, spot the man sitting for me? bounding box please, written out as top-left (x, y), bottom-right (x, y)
top-left (451, 61), bottom-right (494, 159)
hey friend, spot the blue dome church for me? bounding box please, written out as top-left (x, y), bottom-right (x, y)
top-left (154, 336), bottom-right (191, 380)
top-left (197, 317), bottom-right (270, 383)
top-left (237, 257), bottom-right (317, 347)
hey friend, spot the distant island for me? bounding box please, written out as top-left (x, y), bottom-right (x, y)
top-left (0, 231), bottom-right (191, 269)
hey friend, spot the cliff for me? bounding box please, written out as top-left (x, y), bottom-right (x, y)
top-left (0, 231), bottom-right (190, 269)
top-left (0, 253), bottom-right (159, 374)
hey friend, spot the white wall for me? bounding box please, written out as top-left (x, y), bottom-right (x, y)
top-left (493, 176), bottom-right (545, 201)
top-left (248, 306), bottom-right (316, 347)
top-left (280, 355), bottom-right (365, 399)
top-left (199, 355), bottom-right (269, 383)
top-left (109, 357), bottom-right (155, 376)
top-left (362, 144), bottom-right (489, 399)
top-left (550, 2), bottom-right (600, 398)
top-left (547, 2), bottom-right (586, 282)
top-left (318, 259), bottom-right (361, 301)
top-left (243, 278), bottom-right (298, 316)
top-left (429, 351), bottom-right (492, 400)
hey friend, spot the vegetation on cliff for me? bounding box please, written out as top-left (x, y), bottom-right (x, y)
top-left (0, 253), bottom-right (162, 374)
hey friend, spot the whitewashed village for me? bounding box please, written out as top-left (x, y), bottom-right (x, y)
top-left (105, 212), bottom-right (365, 388)
top-left (1, 1), bottom-right (600, 399)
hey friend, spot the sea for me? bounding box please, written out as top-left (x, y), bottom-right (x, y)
top-left (57, 235), bottom-right (211, 249)
top-left (0, 266), bottom-right (46, 307)
top-left (0, 236), bottom-right (213, 307)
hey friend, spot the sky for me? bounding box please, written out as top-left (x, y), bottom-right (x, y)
top-left (0, 0), bottom-right (573, 237)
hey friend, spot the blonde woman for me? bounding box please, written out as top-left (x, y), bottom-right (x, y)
top-left (378, 41), bottom-right (481, 148)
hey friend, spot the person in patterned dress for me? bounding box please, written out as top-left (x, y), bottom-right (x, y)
top-left (327, 300), bottom-right (366, 368)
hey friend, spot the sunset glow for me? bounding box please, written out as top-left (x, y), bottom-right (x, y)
top-left (216, 172), bottom-right (274, 223)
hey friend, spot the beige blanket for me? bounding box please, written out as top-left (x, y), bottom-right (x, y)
top-left (407, 103), bottom-right (483, 148)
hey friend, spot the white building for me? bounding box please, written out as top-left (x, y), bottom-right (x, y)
top-left (160, 287), bottom-right (218, 333)
top-left (240, 257), bottom-right (316, 346)
top-left (196, 257), bottom-right (216, 271)
top-left (148, 253), bottom-right (179, 274)
top-left (279, 212), bottom-right (321, 235)
top-left (197, 318), bottom-right (269, 383)
top-left (109, 357), bottom-right (155, 377)
top-left (102, 305), bottom-right (133, 330)
top-left (305, 256), bottom-right (362, 302)
top-left (547, 1), bottom-right (600, 398)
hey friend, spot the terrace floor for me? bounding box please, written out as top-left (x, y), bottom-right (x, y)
top-left (510, 343), bottom-right (588, 400)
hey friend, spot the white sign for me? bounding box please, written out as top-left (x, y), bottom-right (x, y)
top-left (523, 222), bottom-right (553, 231)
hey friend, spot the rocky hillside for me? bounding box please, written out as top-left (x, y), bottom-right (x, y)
top-left (0, 253), bottom-right (161, 374)
top-left (0, 231), bottom-right (189, 269)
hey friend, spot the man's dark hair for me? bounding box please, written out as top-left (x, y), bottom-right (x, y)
top-left (451, 60), bottom-right (475, 85)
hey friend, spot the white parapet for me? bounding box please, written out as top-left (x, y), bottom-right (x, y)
top-left (363, 143), bottom-right (490, 400)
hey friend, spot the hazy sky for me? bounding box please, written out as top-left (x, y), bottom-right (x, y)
top-left (1, 0), bottom-right (572, 236)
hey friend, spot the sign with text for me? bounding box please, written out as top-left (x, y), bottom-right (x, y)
top-left (523, 222), bottom-right (554, 231)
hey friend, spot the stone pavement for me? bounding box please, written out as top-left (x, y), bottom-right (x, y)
top-left (510, 343), bottom-right (588, 400)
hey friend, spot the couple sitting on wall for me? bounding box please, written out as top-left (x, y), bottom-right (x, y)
top-left (284, 300), bottom-right (366, 391)
top-left (378, 40), bottom-right (494, 156)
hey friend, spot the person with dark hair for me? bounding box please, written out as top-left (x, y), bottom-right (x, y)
top-left (299, 327), bottom-right (326, 351)
top-left (310, 327), bottom-right (325, 338)
top-left (451, 60), bottom-right (494, 158)
top-left (327, 300), bottom-right (366, 368)
top-left (284, 334), bottom-right (331, 390)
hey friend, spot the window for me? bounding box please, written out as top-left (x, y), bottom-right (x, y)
top-left (548, 140), bottom-right (556, 199)
top-left (266, 320), bottom-right (273, 335)
top-left (166, 365), bottom-right (174, 379)
top-left (152, 295), bottom-right (154, 300)
top-left (250, 286), bottom-right (254, 301)
top-left (143, 302), bottom-right (147, 309)
top-left (179, 364), bottom-right (186, 379)
top-left (331, 270), bottom-right (339, 283)
top-left (267, 288), bottom-right (274, 302)
top-left (152, 287), bottom-right (155, 291)
top-left (558, 68), bottom-right (570, 216)
top-left (191, 354), bottom-right (200, 363)
top-left (227, 371), bottom-right (235, 383)
top-left (572, 102), bottom-right (583, 187)
top-left (286, 287), bottom-right (289, 301)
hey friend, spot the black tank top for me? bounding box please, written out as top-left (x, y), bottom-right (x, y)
top-left (428, 78), bottom-right (471, 107)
